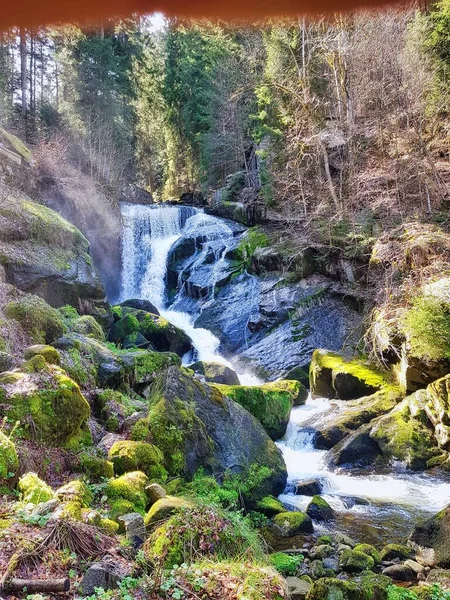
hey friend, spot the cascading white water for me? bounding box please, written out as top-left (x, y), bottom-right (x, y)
top-left (120, 202), bottom-right (260, 384)
top-left (277, 397), bottom-right (450, 543)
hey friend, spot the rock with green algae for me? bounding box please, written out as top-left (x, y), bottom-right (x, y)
top-left (0, 430), bottom-right (18, 486)
top-left (380, 543), bottom-right (414, 562)
top-left (24, 344), bottom-right (61, 365)
top-left (353, 544), bottom-right (381, 564)
top-left (143, 495), bottom-right (194, 528)
top-left (110, 308), bottom-right (192, 357)
top-left (272, 511), bottom-right (313, 536)
top-left (0, 364), bottom-right (91, 448)
top-left (145, 366), bottom-right (287, 502)
top-left (257, 495), bottom-right (286, 517)
top-left (339, 548), bottom-right (375, 572)
top-left (109, 499), bottom-right (136, 524)
top-left (77, 451), bottom-right (114, 481)
top-left (18, 472), bottom-right (54, 504)
top-left (105, 471), bottom-right (149, 514)
top-left (306, 577), bottom-right (363, 600)
top-left (189, 360), bottom-right (240, 385)
top-left (306, 495), bottom-right (334, 521)
top-left (69, 315), bottom-right (105, 341)
top-left (4, 293), bottom-right (66, 344)
top-left (310, 349), bottom-right (394, 400)
top-left (370, 396), bottom-right (441, 470)
top-left (409, 505), bottom-right (450, 566)
top-left (212, 380), bottom-right (304, 440)
top-left (108, 440), bottom-right (167, 480)
top-left (56, 479), bottom-right (93, 507)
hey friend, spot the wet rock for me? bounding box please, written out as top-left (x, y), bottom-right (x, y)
top-left (252, 247), bottom-right (283, 273)
top-left (97, 433), bottom-right (126, 454)
top-left (190, 360), bottom-right (240, 385)
top-left (118, 513), bottom-right (146, 547)
top-left (410, 504), bottom-right (450, 566)
top-left (306, 496), bottom-right (334, 521)
top-left (382, 564), bottom-right (415, 581)
top-left (286, 576), bottom-right (311, 600)
top-left (339, 549), bottom-right (375, 573)
top-left (315, 425), bottom-right (347, 450)
top-left (295, 479), bottom-right (323, 496)
top-left (272, 511), bottom-right (314, 536)
top-left (311, 545), bottom-right (334, 560)
top-left (326, 426), bottom-right (381, 468)
top-left (310, 559), bottom-right (335, 579)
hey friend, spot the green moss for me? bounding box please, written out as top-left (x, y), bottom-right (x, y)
top-left (144, 504), bottom-right (265, 569)
top-left (269, 551), bottom-right (303, 575)
top-left (0, 430), bottom-right (18, 485)
top-left (132, 350), bottom-right (181, 384)
top-left (5, 294), bottom-right (66, 344)
top-left (105, 471), bottom-right (149, 513)
top-left (77, 451), bottom-right (114, 481)
top-left (0, 365), bottom-right (91, 448)
top-left (109, 499), bottom-right (136, 522)
top-left (213, 381), bottom-right (296, 439)
top-left (58, 305), bottom-right (79, 322)
top-left (402, 295), bottom-right (450, 361)
top-left (273, 511), bottom-right (313, 536)
top-left (317, 535), bottom-right (334, 545)
top-left (307, 577), bottom-right (362, 600)
top-left (111, 313), bottom-right (140, 342)
top-left (354, 544), bottom-right (381, 564)
top-left (111, 306), bottom-right (123, 321)
top-left (233, 227), bottom-right (270, 271)
top-left (339, 548), bottom-right (375, 572)
top-left (0, 127), bottom-right (31, 161)
top-left (57, 500), bottom-right (83, 520)
top-left (380, 544), bottom-right (414, 561)
top-left (24, 344), bottom-right (61, 365)
top-left (69, 316), bottom-right (105, 341)
top-left (143, 495), bottom-right (192, 527)
top-left (18, 472), bottom-right (54, 504)
top-left (56, 479), bottom-right (93, 507)
top-left (130, 418), bottom-right (151, 441)
top-left (108, 440), bottom-right (167, 480)
top-left (257, 495), bottom-right (286, 517)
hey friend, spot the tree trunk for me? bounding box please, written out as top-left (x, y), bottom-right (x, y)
top-left (19, 27), bottom-right (27, 135)
top-left (9, 578), bottom-right (70, 593)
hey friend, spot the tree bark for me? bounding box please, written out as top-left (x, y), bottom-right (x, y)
top-left (19, 27), bottom-right (27, 134)
top-left (9, 578), bottom-right (70, 593)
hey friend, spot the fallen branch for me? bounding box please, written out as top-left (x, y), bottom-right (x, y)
top-left (9, 578), bottom-right (70, 593)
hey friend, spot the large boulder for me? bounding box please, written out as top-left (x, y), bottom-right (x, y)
top-left (0, 196), bottom-right (107, 315)
top-left (0, 364), bottom-right (90, 448)
top-left (213, 380), bottom-right (304, 440)
top-left (190, 361), bottom-right (240, 385)
top-left (410, 504), bottom-right (450, 566)
top-left (326, 425), bottom-right (381, 468)
top-left (416, 374), bottom-right (450, 449)
top-left (310, 349), bottom-right (391, 400)
top-left (146, 366), bottom-right (287, 502)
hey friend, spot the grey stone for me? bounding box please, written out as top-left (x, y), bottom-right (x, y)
top-left (146, 483), bottom-right (167, 504)
top-left (32, 498), bottom-right (60, 517)
top-left (286, 576), bottom-right (312, 599)
top-left (118, 513), bottom-right (146, 547)
top-left (382, 564), bottom-right (415, 581)
top-left (323, 557), bottom-right (340, 573)
top-left (79, 562), bottom-right (121, 595)
top-left (295, 479), bottom-right (322, 496)
top-left (335, 533), bottom-right (356, 548)
top-left (404, 559), bottom-right (426, 575)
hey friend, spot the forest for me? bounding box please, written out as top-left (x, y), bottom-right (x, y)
top-left (1, 3), bottom-right (450, 600)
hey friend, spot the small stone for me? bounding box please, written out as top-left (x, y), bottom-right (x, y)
top-left (146, 483), bottom-right (167, 504)
top-left (79, 562), bottom-right (121, 595)
top-left (335, 533), bottom-right (356, 548)
top-left (286, 577), bottom-right (311, 600)
top-left (118, 513), bottom-right (146, 547)
top-left (404, 559), bottom-right (426, 575)
top-left (418, 573), bottom-right (426, 581)
top-left (323, 557), bottom-right (340, 573)
top-left (382, 564), bottom-right (415, 581)
top-left (295, 479), bottom-right (323, 496)
top-left (32, 498), bottom-right (60, 517)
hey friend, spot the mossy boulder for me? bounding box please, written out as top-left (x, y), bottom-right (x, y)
top-left (310, 349), bottom-right (393, 400)
top-left (370, 396), bottom-right (441, 470)
top-left (0, 365), bottom-right (91, 448)
top-left (77, 451), bottom-right (114, 481)
top-left (56, 479), bottom-right (93, 507)
top-left (190, 360), bottom-right (240, 385)
top-left (105, 471), bottom-right (149, 514)
top-left (257, 495), bottom-right (286, 517)
top-left (24, 344), bottom-right (61, 365)
top-left (409, 505), bottom-right (450, 566)
top-left (18, 472), bottom-right (54, 504)
top-left (110, 308), bottom-right (192, 357)
top-left (144, 495), bottom-right (193, 528)
top-left (146, 366), bottom-right (287, 502)
top-left (272, 511), bottom-right (313, 536)
top-left (213, 380), bottom-right (303, 439)
top-left (69, 316), bottom-right (105, 341)
top-left (0, 196), bottom-right (107, 311)
top-left (380, 543), bottom-right (414, 561)
top-left (306, 577), bottom-right (363, 600)
top-left (4, 294), bottom-right (66, 344)
top-left (306, 495), bottom-right (334, 521)
top-left (108, 440), bottom-right (167, 480)
top-left (339, 548), bottom-right (375, 572)
top-left (0, 430), bottom-right (18, 487)
top-left (353, 544), bottom-right (381, 565)
top-left (125, 349), bottom-right (181, 386)
top-left (326, 425), bottom-right (382, 468)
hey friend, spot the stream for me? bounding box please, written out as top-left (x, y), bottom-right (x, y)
top-left (120, 201), bottom-right (450, 544)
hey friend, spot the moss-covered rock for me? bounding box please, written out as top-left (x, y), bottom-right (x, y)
top-left (409, 505), bottom-right (450, 566)
top-left (144, 495), bottom-right (193, 528)
top-left (273, 511), bottom-right (313, 536)
top-left (0, 430), bottom-right (18, 487)
top-left (380, 543), bottom-right (414, 562)
top-left (213, 380), bottom-right (302, 439)
top-left (108, 440), bottom-right (167, 480)
top-left (77, 451), bottom-right (114, 481)
top-left (18, 472), bottom-right (54, 504)
top-left (306, 495), bottom-right (334, 521)
top-left (146, 366), bottom-right (287, 502)
top-left (127, 349), bottom-right (181, 386)
top-left (190, 361), bottom-right (240, 385)
top-left (339, 548), bottom-right (375, 572)
top-left (109, 499), bottom-right (136, 522)
top-left (257, 495), bottom-right (286, 517)
top-left (105, 471), bottom-right (149, 514)
top-left (0, 365), bottom-right (91, 448)
top-left (353, 544), bottom-right (381, 564)
top-left (306, 577), bottom-right (363, 600)
top-left (310, 349), bottom-right (394, 400)
top-left (4, 294), bottom-right (66, 344)
top-left (24, 344), bottom-right (61, 365)
top-left (56, 479), bottom-right (93, 507)
top-left (416, 374), bottom-right (450, 449)
top-left (69, 316), bottom-right (105, 341)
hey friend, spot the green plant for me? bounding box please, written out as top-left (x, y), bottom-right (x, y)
top-left (387, 586), bottom-right (418, 600)
top-left (269, 551), bottom-right (303, 575)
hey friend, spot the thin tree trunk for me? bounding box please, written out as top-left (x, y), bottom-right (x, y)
top-left (19, 27), bottom-right (27, 135)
